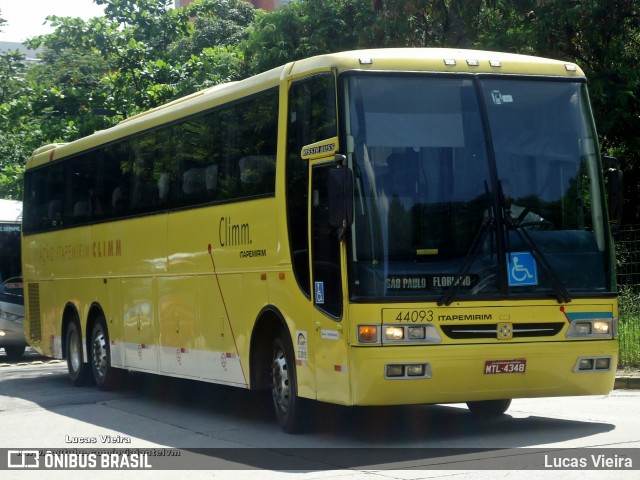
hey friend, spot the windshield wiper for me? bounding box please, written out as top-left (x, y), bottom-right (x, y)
top-left (439, 182), bottom-right (496, 306)
top-left (439, 180), bottom-right (572, 306)
top-left (438, 217), bottom-right (493, 306)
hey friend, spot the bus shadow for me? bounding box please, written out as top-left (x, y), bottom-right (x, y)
top-left (100, 371), bottom-right (615, 448)
top-left (0, 362), bottom-right (616, 468)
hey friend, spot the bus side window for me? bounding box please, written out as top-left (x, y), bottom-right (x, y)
top-left (158, 173), bottom-right (171, 205)
top-left (239, 155), bottom-right (276, 196)
top-left (48, 200), bottom-right (62, 227)
top-left (183, 168), bottom-right (207, 196)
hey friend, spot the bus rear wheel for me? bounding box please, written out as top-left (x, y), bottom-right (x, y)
top-left (90, 318), bottom-right (125, 390)
top-left (66, 320), bottom-right (92, 386)
top-left (271, 334), bottom-right (306, 433)
top-left (466, 399), bottom-right (512, 416)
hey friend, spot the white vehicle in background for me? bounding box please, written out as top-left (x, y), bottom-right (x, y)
top-left (0, 199), bottom-right (26, 360)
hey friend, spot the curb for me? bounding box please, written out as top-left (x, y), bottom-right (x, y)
top-left (614, 375), bottom-right (640, 390)
top-left (0, 359), bottom-right (64, 368)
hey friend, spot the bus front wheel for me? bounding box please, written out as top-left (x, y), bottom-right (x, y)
top-left (66, 321), bottom-right (92, 386)
top-left (466, 399), bottom-right (512, 416)
top-left (271, 334), bottom-right (306, 433)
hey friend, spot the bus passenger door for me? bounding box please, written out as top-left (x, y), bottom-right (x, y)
top-left (310, 162), bottom-right (351, 405)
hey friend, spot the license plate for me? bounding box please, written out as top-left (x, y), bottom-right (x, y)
top-left (484, 359), bottom-right (526, 374)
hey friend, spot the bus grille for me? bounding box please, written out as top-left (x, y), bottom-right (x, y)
top-left (27, 283), bottom-right (42, 342)
top-left (441, 322), bottom-right (565, 339)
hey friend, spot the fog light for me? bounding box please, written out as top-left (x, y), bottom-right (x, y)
top-left (578, 358), bottom-right (594, 370)
top-left (593, 321), bottom-right (610, 335)
top-left (358, 325), bottom-right (378, 343)
top-left (575, 322), bottom-right (592, 335)
top-left (408, 326), bottom-right (426, 339)
top-left (385, 326), bottom-right (404, 341)
top-left (595, 358), bottom-right (610, 370)
top-left (386, 365), bottom-right (404, 377)
top-left (406, 364), bottom-right (425, 376)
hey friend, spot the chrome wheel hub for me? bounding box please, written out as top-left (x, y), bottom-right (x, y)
top-left (271, 348), bottom-right (290, 413)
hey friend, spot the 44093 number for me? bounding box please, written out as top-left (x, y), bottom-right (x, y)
top-left (393, 310), bottom-right (434, 323)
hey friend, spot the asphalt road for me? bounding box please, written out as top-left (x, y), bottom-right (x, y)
top-left (0, 348), bottom-right (639, 479)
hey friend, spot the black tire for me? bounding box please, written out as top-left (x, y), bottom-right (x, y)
top-left (466, 399), bottom-right (512, 416)
top-left (3, 345), bottom-right (26, 360)
top-left (66, 321), bottom-right (93, 386)
top-left (271, 333), bottom-right (307, 433)
top-left (90, 317), bottom-right (126, 390)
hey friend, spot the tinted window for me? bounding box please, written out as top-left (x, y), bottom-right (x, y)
top-left (24, 89), bottom-right (279, 234)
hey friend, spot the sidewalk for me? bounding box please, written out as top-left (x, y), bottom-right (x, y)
top-left (615, 370), bottom-right (640, 389)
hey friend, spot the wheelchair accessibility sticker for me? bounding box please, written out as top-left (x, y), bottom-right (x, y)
top-left (315, 281), bottom-right (325, 304)
top-left (507, 252), bottom-right (538, 286)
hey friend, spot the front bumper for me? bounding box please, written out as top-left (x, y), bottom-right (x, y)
top-left (349, 340), bottom-right (617, 406)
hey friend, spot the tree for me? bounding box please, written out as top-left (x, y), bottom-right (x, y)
top-left (0, 1), bottom-right (253, 197)
top-left (25, 0), bottom-right (251, 116)
top-left (1, 9), bottom-right (31, 199)
top-left (473, 0), bottom-right (640, 223)
top-left (243, 0), bottom-right (372, 73)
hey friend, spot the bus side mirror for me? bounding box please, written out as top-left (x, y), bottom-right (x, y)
top-left (604, 156), bottom-right (623, 229)
top-left (328, 161), bottom-right (354, 234)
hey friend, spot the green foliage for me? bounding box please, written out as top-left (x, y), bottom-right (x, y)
top-left (0, 0), bottom-right (251, 198)
top-left (0, 130), bottom-right (32, 199)
top-left (0, 50), bottom-right (27, 105)
top-left (243, 0), bottom-right (384, 73)
top-left (169, 0), bottom-right (255, 62)
top-left (618, 287), bottom-right (640, 369)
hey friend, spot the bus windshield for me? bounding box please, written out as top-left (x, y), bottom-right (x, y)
top-left (345, 74), bottom-right (611, 301)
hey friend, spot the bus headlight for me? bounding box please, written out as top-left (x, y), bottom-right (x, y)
top-left (385, 363), bottom-right (432, 379)
top-left (593, 321), bottom-right (610, 335)
top-left (406, 364), bottom-right (425, 376)
top-left (574, 356), bottom-right (612, 372)
top-left (386, 364), bottom-right (404, 377)
top-left (566, 318), bottom-right (613, 338)
top-left (361, 325), bottom-right (442, 344)
top-left (385, 326), bottom-right (404, 340)
top-left (408, 326), bottom-right (426, 339)
top-left (381, 324), bottom-right (441, 343)
top-left (574, 322), bottom-right (592, 335)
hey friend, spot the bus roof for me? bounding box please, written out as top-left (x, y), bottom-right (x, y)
top-left (288, 47), bottom-right (584, 78)
top-left (0, 199), bottom-right (22, 223)
top-left (26, 48), bottom-right (585, 170)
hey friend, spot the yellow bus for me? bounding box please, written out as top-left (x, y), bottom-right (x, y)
top-left (22, 48), bottom-right (618, 432)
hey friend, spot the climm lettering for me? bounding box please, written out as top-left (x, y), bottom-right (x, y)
top-left (219, 217), bottom-right (251, 247)
top-left (93, 239), bottom-right (122, 258)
